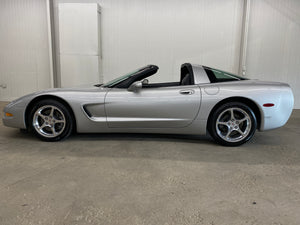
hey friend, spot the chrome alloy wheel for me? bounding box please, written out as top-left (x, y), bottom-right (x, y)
top-left (216, 107), bottom-right (251, 143)
top-left (32, 105), bottom-right (66, 138)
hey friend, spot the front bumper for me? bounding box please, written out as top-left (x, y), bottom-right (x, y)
top-left (2, 101), bottom-right (27, 129)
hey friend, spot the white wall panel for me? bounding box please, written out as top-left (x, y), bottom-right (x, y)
top-left (102, 0), bottom-right (243, 83)
top-left (58, 3), bottom-right (102, 87)
top-left (0, 0), bottom-right (51, 101)
top-left (55, 0), bottom-right (243, 83)
top-left (60, 55), bottom-right (101, 87)
top-left (246, 0), bottom-right (300, 108)
top-left (58, 3), bottom-right (100, 55)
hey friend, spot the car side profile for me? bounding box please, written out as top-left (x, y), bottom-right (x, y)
top-left (3, 63), bottom-right (294, 146)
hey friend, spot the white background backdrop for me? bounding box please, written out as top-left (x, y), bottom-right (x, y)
top-left (0, 0), bottom-right (52, 101)
top-left (0, 0), bottom-right (299, 108)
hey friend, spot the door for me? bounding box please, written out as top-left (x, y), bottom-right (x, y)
top-left (104, 85), bottom-right (201, 128)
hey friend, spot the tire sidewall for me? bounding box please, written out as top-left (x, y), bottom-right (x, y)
top-left (29, 99), bottom-right (73, 141)
top-left (208, 102), bottom-right (257, 146)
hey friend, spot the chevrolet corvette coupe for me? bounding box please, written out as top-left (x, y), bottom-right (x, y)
top-left (3, 63), bottom-right (294, 146)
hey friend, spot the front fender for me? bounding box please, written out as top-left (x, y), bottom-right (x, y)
top-left (2, 94), bottom-right (34, 129)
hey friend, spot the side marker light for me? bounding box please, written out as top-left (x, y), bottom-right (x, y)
top-left (5, 112), bottom-right (13, 117)
top-left (263, 103), bottom-right (274, 107)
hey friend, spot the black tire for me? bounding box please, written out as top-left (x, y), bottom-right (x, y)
top-left (208, 102), bottom-right (257, 146)
top-left (29, 99), bottom-right (73, 141)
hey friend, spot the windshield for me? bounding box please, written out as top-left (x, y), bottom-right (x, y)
top-left (102, 66), bottom-right (153, 88)
top-left (102, 69), bottom-right (140, 87)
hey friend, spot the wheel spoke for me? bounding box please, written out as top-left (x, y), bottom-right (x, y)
top-left (217, 121), bottom-right (228, 126)
top-left (225, 128), bottom-right (233, 139)
top-left (49, 107), bottom-right (55, 117)
top-left (230, 108), bottom-right (235, 120)
top-left (37, 112), bottom-right (46, 120)
top-left (39, 123), bottom-right (47, 130)
top-left (236, 129), bottom-right (245, 137)
top-left (51, 126), bottom-right (57, 135)
top-left (54, 119), bottom-right (65, 124)
top-left (238, 117), bottom-right (248, 124)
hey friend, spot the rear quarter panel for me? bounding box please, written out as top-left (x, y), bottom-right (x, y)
top-left (198, 80), bottom-right (294, 132)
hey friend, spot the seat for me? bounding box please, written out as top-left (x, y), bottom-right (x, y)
top-left (181, 73), bottom-right (191, 85)
top-left (180, 63), bottom-right (194, 86)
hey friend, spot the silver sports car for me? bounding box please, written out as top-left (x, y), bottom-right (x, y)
top-left (3, 63), bottom-right (294, 146)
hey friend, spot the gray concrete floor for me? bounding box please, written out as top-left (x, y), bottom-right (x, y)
top-left (0, 101), bottom-right (300, 225)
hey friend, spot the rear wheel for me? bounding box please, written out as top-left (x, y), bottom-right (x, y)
top-left (29, 99), bottom-right (73, 141)
top-left (208, 102), bottom-right (257, 146)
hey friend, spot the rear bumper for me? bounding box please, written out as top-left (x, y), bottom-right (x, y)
top-left (260, 84), bottom-right (294, 131)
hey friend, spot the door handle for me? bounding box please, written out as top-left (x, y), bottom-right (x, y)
top-left (179, 89), bottom-right (194, 95)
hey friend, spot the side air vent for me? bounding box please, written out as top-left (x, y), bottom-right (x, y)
top-left (82, 105), bottom-right (92, 117)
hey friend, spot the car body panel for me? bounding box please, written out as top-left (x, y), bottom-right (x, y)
top-left (191, 64), bottom-right (211, 84)
top-left (197, 80), bottom-right (294, 131)
top-left (3, 64), bottom-right (294, 137)
top-left (105, 85), bottom-right (201, 128)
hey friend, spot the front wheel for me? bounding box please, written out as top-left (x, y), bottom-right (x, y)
top-left (208, 102), bottom-right (257, 146)
top-left (29, 99), bottom-right (73, 141)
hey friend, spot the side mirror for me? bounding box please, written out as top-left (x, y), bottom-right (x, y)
top-left (128, 81), bottom-right (142, 92)
top-left (142, 79), bottom-right (149, 85)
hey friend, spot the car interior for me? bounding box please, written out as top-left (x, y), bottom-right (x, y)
top-left (122, 63), bottom-right (195, 89)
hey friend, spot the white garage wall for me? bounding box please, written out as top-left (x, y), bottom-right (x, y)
top-left (58, 3), bottom-right (102, 87)
top-left (54, 0), bottom-right (243, 83)
top-left (102, 0), bottom-right (244, 83)
top-left (0, 0), bottom-right (52, 101)
top-left (246, 0), bottom-right (300, 108)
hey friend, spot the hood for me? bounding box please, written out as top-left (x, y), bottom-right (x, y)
top-left (32, 84), bottom-right (107, 95)
top-left (6, 84), bottom-right (108, 108)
